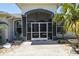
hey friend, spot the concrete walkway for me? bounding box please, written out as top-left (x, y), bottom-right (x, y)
top-left (0, 42), bottom-right (74, 56)
top-left (0, 41), bottom-right (78, 56)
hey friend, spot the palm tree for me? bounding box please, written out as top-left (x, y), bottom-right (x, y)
top-left (53, 3), bottom-right (79, 41)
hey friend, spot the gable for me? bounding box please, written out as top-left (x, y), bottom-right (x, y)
top-left (17, 3), bottom-right (59, 14)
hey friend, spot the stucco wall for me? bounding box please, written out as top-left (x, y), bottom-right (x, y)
top-left (19, 4), bottom-right (57, 14)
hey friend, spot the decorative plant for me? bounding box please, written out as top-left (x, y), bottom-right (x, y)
top-left (0, 24), bottom-right (8, 44)
top-left (53, 3), bottom-right (79, 43)
top-left (0, 24), bottom-right (8, 29)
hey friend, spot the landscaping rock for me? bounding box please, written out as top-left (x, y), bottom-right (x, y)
top-left (3, 43), bottom-right (11, 48)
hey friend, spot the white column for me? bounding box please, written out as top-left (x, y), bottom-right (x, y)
top-left (22, 15), bottom-right (27, 40)
top-left (47, 22), bottom-right (48, 39)
top-left (26, 15), bottom-right (27, 40)
top-left (52, 22), bottom-right (53, 40)
top-left (39, 22), bottom-right (40, 38)
top-left (31, 22), bottom-right (32, 39)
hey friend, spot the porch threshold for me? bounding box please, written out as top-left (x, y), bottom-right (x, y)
top-left (31, 40), bottom-right (58, 45)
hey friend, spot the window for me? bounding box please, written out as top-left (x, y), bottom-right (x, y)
top-left (56, 22), bottom-right (63, 34)
top-left (16, 20), bottom-right (21, 28)
top-left (57, 26), bottom-right (63, 34)
top-left (14, 20), bottom-right (22, 35)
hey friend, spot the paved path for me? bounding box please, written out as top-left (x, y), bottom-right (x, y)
top-left (0, 41), bottom-right (79, 56)
top-left (0, 42), bottom-right (70, 56)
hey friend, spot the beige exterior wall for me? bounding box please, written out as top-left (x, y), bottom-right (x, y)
top-left (17, 4), bottom-right (58, 14)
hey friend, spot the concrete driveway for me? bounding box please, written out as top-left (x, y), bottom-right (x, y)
top-left (0, 41), bottom-right (78, 56)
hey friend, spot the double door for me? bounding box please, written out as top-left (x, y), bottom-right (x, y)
top-left (31, 22), bottom-right (52, 40)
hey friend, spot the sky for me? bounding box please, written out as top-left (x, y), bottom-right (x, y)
top-left (0, 3), bottom-right (21, 14)
top-left (0, 3), bottom-right (61, 14)
top-left (57, 6), bottom-right (62, 13)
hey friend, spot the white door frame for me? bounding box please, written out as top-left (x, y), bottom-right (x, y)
top-left (31, 22), bottom-right (50, 40)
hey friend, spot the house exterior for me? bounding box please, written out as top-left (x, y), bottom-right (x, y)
top-left (0, 11), bottom-right (14, 43)
top-left (0, 3), bottom-right (76, 44)
top-left (0, 11), bottom-right (22, 43)
top-left (16, 3), bottom-right (59, 41)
